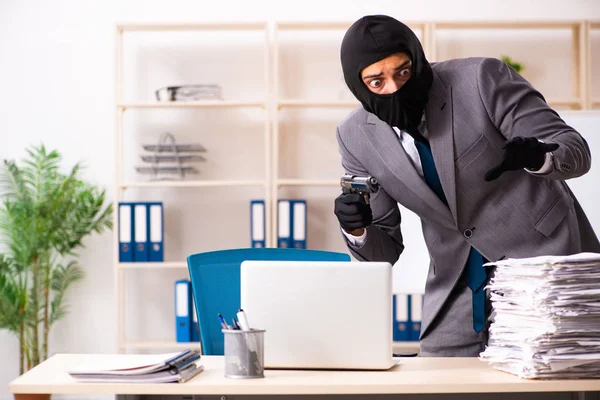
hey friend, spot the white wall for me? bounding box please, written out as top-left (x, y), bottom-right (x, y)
top-left (1, 1), bottom-right (600, 399)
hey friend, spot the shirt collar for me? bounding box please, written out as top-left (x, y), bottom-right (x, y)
top-left (393, 112), bottom-right (427, 140)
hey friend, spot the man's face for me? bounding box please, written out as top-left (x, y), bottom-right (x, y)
top-left (360, 52), bottom-right (412, 95)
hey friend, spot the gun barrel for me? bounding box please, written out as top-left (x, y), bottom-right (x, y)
top-left (340, 175), bottom-right (379, 194)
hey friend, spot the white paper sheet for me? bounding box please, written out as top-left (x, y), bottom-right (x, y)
top-left (479, 252), bottom-right (600, 379)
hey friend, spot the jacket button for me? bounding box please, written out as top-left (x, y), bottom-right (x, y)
top-left (464, 229), bottom-right (473, 239)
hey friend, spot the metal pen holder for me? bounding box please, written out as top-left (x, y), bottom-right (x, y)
top-left (222, 329), bottom-right (265, 379)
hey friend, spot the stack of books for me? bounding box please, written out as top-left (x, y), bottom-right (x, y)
top-left (480, 253), bottom-right (600, 379)
top-left (68, 349), bottom-right (203, 383)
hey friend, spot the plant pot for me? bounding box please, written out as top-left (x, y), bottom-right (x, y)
top-left (14, 394), bottom-right (51, 400)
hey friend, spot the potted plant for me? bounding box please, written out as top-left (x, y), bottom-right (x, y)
top-left (501, 55), bottom-right (525, 74)
top-left (0, 144), bottom-right (113, 374)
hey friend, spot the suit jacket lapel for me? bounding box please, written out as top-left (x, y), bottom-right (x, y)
top-left (362, 112), bottom-right (453, 225)
top-left (426, 72), bottom-right (458, 225)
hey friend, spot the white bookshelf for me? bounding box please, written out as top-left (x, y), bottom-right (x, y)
top-left (120, 180), bottom-right (267, 189)
top-left (545, 98), bottom-right (587, 108)
top-left (114, 21), bottom-right (271, 353)
top-left (392, 341), bottom-right (422, 352)
top-left (277, 98), bottom-right (582, 111)
top-left (270, 20), bottom-right (430, 251)
top-left (276, 179), bottom-right (340, 187)
top-left (430, 20), bottom-right (590, 109)
top-left (118, 262), bottom-right (187, 269)
top-left (114, 19), bottom-right (600, 355)
top-left (591, 22), bottom-right (600, 108)
top-left (118, 22), bottom-right (267, 32)
top-left (277, 100), bottom-right (359, 109)
top-left (118, 101), bottom-right (266, 109)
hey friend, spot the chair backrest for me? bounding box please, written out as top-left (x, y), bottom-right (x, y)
top-left (187, 248), bottom-right (351, 355)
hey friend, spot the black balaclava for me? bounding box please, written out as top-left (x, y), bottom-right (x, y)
top-left (341, 15), bottom-right (433, 138)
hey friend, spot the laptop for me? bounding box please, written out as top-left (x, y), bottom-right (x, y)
top-left (240, 260), bottom-right (395, 370)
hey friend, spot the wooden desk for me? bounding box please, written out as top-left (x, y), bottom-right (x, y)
top-left (9, 354), bottom-right (600, 399)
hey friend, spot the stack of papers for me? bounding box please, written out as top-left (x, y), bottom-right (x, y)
top-left (68, 350), bottom-right (203, 383)
top-left (479, 252), bottom-right (600, 379)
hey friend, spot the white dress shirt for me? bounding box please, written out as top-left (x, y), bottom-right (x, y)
top-left (341, 113), bottom-right (554, 247)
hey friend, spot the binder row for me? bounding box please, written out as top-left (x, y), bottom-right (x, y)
top-left (118, 202), bottom-right (164, 262)
top-left (174, 279), bottom-right (201, 343)
top-left (249, 199), bottom-right (307, 249)
top-left (392, 294), bottom-right (422, 342)
top-left (277, 199), bottom-right (306, 249)
top-left (250, 200), bottom-right (266, 248)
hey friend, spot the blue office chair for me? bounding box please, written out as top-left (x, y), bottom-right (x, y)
top-left (187, 248), bottom-right (351, 355)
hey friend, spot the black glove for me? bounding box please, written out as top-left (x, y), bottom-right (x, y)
top-left (334, 193), bottom-right (373, 232)
top-left (484, 136), bottom-right (559, 182)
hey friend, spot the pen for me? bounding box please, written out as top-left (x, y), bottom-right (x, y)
top-left (217, 313), bottom-right (230, 330)
top-left (232, 317), bottom-right (241, 330)
top-left (237, 309), bottom-right (258, 367)
top-left (237, 309), bottom-right (251, 331)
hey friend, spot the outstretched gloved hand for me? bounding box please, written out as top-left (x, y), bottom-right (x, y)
top-left (484, 137), bottom-right (558, 182)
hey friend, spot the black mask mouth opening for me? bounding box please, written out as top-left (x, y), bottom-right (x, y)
top-left (340, 15), bottom-right (433, 137)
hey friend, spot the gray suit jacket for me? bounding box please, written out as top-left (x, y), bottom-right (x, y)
top-left (336, 57), bottom-right (600, 339)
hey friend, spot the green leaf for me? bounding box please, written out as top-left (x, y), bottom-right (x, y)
top-left (0, 255), bottom-right (29, 334)
top-left (501, 55), bottom-right (525, 74)
top-left (50, 261), bottom-right (84, 325)
top-left (0, 144), bottom-right (112, 360)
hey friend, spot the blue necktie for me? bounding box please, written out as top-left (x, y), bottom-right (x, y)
top-left (413, 139), bottom-right (487, 333)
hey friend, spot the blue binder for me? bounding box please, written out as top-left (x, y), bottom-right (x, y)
top-left (392, 294), bottom-right (410, 341)
top-left (147, 202), bottom-right (164, 262)
top-left (291, 199), bottom-right (307, 249)
top-left (250, 200), bottom-right (265, 248)
top-left (133, 203), bottom-right (149, 262)
top-left (410, 293), bottom-right (423, 341)
top-left (277, 199), bottom-right (292, 248)
top-left (191, 293), bottom-right (200, 342)
top-left (175, 279), bottom-right (192, 342)
top-left (118, 202), bottom-right (134, 262)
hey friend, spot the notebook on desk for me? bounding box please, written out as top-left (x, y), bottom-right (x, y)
top-left (240, 260), bottom-right (396, 370)
top-left (68, 350), bottom-right (203, 383)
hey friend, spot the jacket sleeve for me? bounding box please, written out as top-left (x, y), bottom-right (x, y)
top-left (476, 57), bottom-right (592, 180)
top-left (336, 127), bottom-right (404, 265)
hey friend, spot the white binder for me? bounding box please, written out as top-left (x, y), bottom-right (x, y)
top-left (277, 200), bottom-right (291, 248)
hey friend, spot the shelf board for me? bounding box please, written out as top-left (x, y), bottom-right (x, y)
top-left (278, 98), bottom-right (581, 109)
top-left (119, 261), bottom-right (187, 269)
top-left (123, 341), bottom-right (201, 350)
top-left (118, 100), bottom-right (266, 109)
top-left (547, 98), bottom-right (583, 108)
top-left (435, 21), bottom-right (582, 30)
top-left (276, 21), bottom-right (427, 31)
top-left (121, 180), bottom-right (266, 189)
top-left (392, 341), bottom-right (421, 351)
top-left (118, 22), bottom-right (267, 32)
top-left (276, 21), bottom-right (353, 31)
top-left (278, 100), bottom-right (359, 109)
top-left (277, 179), bottom-right (340, 187)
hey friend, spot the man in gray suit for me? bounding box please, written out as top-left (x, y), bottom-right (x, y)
top-left (334, 15), bottom-right (600, 357)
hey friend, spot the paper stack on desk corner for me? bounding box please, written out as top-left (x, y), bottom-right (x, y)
top-left (479, 252), bottom-right (600, 379)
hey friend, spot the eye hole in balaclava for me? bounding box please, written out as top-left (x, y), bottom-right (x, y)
top-left (340, 15), bottom-right (433, 138)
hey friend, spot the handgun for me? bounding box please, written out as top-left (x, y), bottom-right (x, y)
top-left (340, 174), bottom-right (380, 204)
